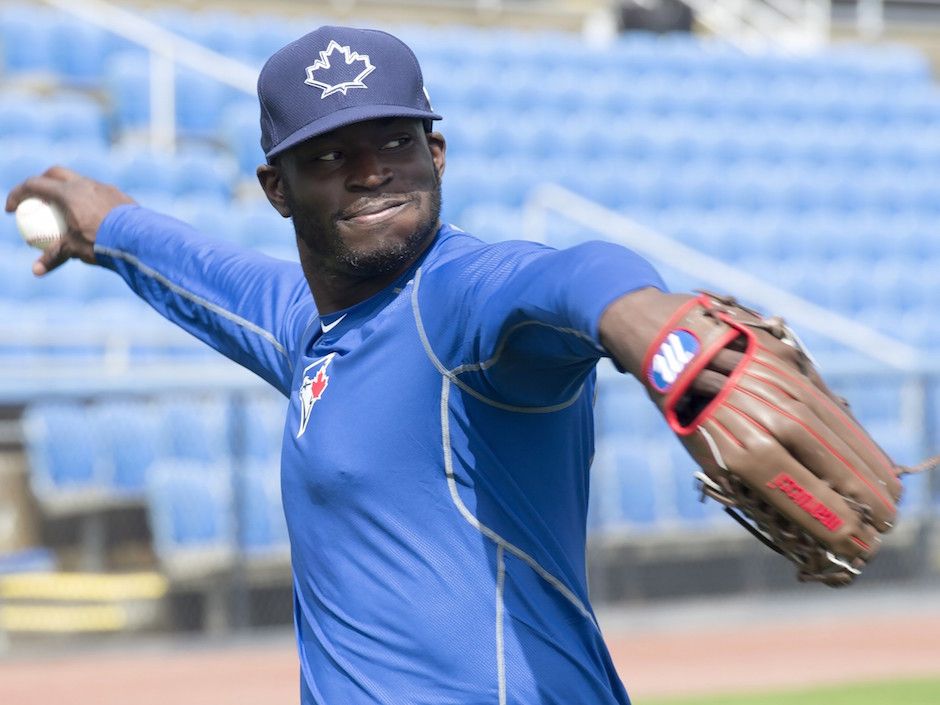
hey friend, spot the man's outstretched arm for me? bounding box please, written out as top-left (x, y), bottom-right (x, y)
top-left (6, 167), bottom-right (311, 396)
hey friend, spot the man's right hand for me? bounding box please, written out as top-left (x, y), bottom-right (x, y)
top-left (5, 166), bottom-right (136, 276)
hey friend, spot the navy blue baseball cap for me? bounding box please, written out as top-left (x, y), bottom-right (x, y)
top-left (258, 25), bottom-right (442, 160)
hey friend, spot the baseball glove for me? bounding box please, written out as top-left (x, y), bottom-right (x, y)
top-left (641, 291), bottom-right (935, 586)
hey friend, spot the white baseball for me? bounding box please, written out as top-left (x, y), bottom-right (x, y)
top-left (15, 197), bottom-right (67, 250)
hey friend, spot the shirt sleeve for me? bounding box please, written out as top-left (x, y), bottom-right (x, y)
top-left (93, 204), bottom-right (312, 396)
top-left (417, 238), bottom-right (666, 408)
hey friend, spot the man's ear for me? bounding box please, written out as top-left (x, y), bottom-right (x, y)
top-left (257, 163), bottom-right (292, 218)
top-left (426, 132), bottom-right (446, 180)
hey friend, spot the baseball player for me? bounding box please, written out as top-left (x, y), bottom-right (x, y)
top-left (6, 24), bottom-right (912, 705)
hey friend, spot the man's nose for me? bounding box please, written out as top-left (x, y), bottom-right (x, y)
top-left (346, 151), bottom-right (391, 191)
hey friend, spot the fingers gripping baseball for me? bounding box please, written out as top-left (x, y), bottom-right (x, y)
top-left (5, 166), bottom-right (135, 275)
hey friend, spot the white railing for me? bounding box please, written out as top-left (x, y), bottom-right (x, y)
top-left (684, 0), bottom-right (832, 50)
top-left (40, 0), bottom-right (258, 153)
top-left (522, 183), bottom-right (921, 372)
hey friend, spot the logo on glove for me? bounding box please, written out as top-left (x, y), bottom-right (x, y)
top-left (648, 329), bottom-right (699, 392)
top-left (767, 472), bottom-right (844, 532)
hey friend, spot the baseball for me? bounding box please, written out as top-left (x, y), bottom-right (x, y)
top-left (15, 197), bottom-right (67, 250)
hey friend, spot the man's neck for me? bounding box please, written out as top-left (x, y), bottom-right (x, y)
top-left (298, 225), bottom-right (439, 315)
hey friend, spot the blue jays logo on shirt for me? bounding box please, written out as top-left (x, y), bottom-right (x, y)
top-left (297, 353), bottom-right (336, 438)
top-left (304, 40), bottom-right (376, 98)
top-left (648, 329), bottom-right (699, 392)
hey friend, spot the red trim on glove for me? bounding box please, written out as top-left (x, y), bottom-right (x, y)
top-left (750, 357), bottom-right (896, 512)
top-left (640, 296), bottom-right (704, 384)
top-left (662, 310), bottom-right (757, 436)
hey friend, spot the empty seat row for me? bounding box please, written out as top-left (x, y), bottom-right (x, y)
top-left (3, 3), bottom-right (927, 88)
top-left (22, 393), bottom-right (285, 494)
top-left (147, 458), bottom-right (288, 560)
top-left (0, 140), bottom-right (240, 197)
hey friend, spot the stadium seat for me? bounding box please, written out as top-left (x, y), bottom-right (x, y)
top-left (237, 461), bottom-right (288, 553)
top-left (92, 400), bottom-right (162, 494)
top-left (0, 139), bottom-right (58, 193)
top-left (0, 100), bottom-right (52, 142)
top-left (220, 101), bottom-right (265, 176)
top-left (146, 460), bottom-right (234, 553)
top-left (170, 149), bottom-right (239, 199)
top-left (0, 4), bottom-right (56, 73)
top-left (610, 442), bottom-right (661, 527)
top-left (105, 52), bottom-right (151, 129)
top-left (236, 393), bottom-right (287, 461)
top-left (232, 201), bottom-right (294, 249)
top-left (112, 149), bottom-right (176, 195)
top-left (22, 402), bottom-right (102, 494)
top-left (158, 398), bottom-right (231, 464)
top-left (456, 203), bottom-right (526, 243)
top-left (49, 17), bottom-right (112, 84)
top-left (667, 441), bottom-right (723, 525)
top-left (47, 95), bottom-right (109, 144)
top-left (176, 66), bottom-right (239, 136)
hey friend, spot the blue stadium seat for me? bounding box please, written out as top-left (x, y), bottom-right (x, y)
top-left (176, 66), bottom-right (240, 136)
top-left (220, 101), bottom-right (264, 175)
top-left (238, 393), bottom-right (287, 461)
top-left (59, 143), bottom-right (116, 184)
top-left (22, 402), bottom-right (101, 494)
top-left (146, 460), bottom-right (234, 552)
top-left (667, 441), bottom-right (723, 525)
top-left (237, 461), bottom-right (288, 553)
top-left (49, 17), bottom-right (112, 84)
top-left (609, 442), bottom-right (660, 527)
top-left (47, 95), bottom-right (109, 144)
top-left (113, 149), bottom-right (176, 195)
top-left (92, 400), bottom-right (162, 494)
top-left (455, 203), bottom-right (526, 243)
top-left (0, 99), bottom-right (52, 141)
top-left (170, 149), bottom-right (239, 199)
top-left (105, 52), bottom-right (151, 129)
top-left (173, 195), bottom-right (235, 240)
top-left (232, 201), bottom-right (294, 249)
top-left (159, 398), bottom-right (231, 464)
top-left (0, 5), bottom-right (55, 73)
top-left (0, 139), bottom-right (58, 192)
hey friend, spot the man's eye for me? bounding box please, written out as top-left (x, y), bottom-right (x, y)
top-left (381, 136), bottom-right (410, 150)
top-left (316, 151), bottom-right (341, 162)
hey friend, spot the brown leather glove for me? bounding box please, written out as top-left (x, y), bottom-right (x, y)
top-left (640, 292), bottom-right (922, 586)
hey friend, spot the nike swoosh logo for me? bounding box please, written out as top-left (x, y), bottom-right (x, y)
top-left (320, 313), bottom-right (347, 334)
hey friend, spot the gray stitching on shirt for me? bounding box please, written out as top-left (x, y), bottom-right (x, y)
top-left (95, 244), bottom-right (288, 358)
top-left (451, 319), bottom-right (595, 376)
top-left (439, 376), bottom-right (595, 624)
top-left (495, 544), bottom-right (506, 705)
top-left (411, 267), bottom-right (584, 414)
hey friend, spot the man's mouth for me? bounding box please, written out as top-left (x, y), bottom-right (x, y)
top-left (339, 197), bottom-right (413, 225)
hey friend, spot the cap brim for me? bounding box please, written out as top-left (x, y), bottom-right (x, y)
top-left (265, 104), bottom-right (442, 160)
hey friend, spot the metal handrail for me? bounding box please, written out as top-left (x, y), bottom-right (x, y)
top-left (40, 0), bottom-right (258, 152)
top-left (522, 183), bottom-right (922, 372)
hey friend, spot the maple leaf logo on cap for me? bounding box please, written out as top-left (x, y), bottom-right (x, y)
top-left (304, 40), bottom-right (376, 98)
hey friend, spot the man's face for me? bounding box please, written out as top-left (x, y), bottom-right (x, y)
top-left (277, 118), bottom-right (445, 279)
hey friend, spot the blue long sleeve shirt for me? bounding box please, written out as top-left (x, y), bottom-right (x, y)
top-left (95, 205), bottom-right (665, 705)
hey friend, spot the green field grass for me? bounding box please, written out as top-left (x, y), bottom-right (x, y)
top-left (645, 677), bottom-right (940, 705)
